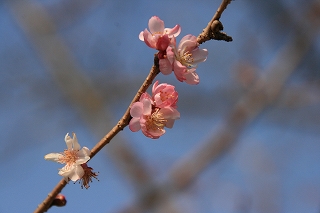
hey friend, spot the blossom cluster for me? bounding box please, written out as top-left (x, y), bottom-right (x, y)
top-left (44, 133), bottom-right (98, 189)
top-left (129, 16), bottom-right (209, 138)
top-left (139, 16), bottom-right (208, 85)
top-left (45, 16), bottom-right (209, 187)
top-left (129, 81), bottom-right (180, 139)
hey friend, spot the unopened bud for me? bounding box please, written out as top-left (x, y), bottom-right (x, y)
top-left (50, 194), bottom-right (67, 207)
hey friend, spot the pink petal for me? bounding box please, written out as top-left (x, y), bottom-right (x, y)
top-left (159, 58), bottom-right (173, 75)
top-left (156, 34), bottom-right (170, 51)
top-left (184, 70), bottom-right (200, 85)
top-left (192, 48), bottom-right (208, 64)
top-left (142, 98), bottom-right (152, 115)
top-left (142, 30), bottom-right (156, 49)
top-left (152, 81), bottom-right (159, 95)
top-left (178, 34), bottom-right (197, 50)
top-left (154, 94), bottom-right (162, 107)
top-left (173, 61), bottom-right (187, 82)
top-left (142, 127), bottom-right (164, 139)
top-left (139, 92), bottom-right (152, 102)
top-left (180, 34), bottom-right (196, 42)
top-left (130, 102), bottom-right (144, 118)
top-left (152, 83), bottom-right (166, 96)
top-left (166, 45), bottom-right (176, 64)
top-left (165, 119), bottom-right (175, 128)
top-left (148, 16), bottom-right (164, 34)
top-left (164, 24), bottom-right (181, 37)
top-left (160, 107), bottom-right (180, 120)
top-left (129, 118), bottom-right (141, 132)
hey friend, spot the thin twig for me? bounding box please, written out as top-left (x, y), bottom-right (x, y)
top-left (117, 9), bottom-right (319, 212)
top-left (33, 0), bottom-right (234, 211)
top-left (90, 55), bottom-right (160, 158)
top-left (34, 179), bottom-right (67, 213)
top-left (33, 56), bottom-right (159, 213)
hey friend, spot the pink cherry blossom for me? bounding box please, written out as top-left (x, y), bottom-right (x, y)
top-left (166, 35), bottom-right (208, 84)
top-left (139, 16), bottom-right (181, 51)
top-left (175, 34), bottom-right (208, 68)
top-left (129, 88), bottom-right (180, 139)
top-left (152, 81), bottom-right (178, 108)
top-left (142, 106), bottom-right (180, 139)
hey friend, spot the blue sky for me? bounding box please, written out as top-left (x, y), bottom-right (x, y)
top-left (1, 0), bottom-right (320, 212)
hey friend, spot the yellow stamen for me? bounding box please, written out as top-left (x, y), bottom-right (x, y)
top-left (178, 50), bottom-right (194, 68)
top-left (145, 109), bottom-right (167, 131)
top-left (58, 150), bottom-right (78, 167)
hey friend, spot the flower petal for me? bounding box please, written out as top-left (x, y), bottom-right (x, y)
top-left (139, 30), bottom-right (145, 41)
top-left (44, 153), bottom-right (63, 162)
top-left (148, 16), bottom-right (164, 34)
top-left (166, 45), bottom-right (176, 64)
top-left (76, 156), bottom-right (90, 165)
top-left (82, 146), bottom-right (91, 156)
top-left (184, 70), bottom-right (200, 85)
top-left (129, 117), bottom-right (141, 132)
top-left (59, 164), bottom-right (75, 180)
top-left (141, 29), bottom-right (156, 48)
top-left (71, 133), bottom-right (81, 151)
top-left (164, 24), bottom-right (181, 37)
top-left (69, 165), bottom-right (85, 181)
top-left (130, 102), bottom-right (144, 118)
top-left (173, 61), bottom-right (187, 82)
top-left (165, 119), bottom-right (175, 128)
top-left (178, 34), bottom-right (197, 50)
top-left (64, 133), bottom-right (72, 150)
top-left (142, 98), bottom-right (152, 115)
top-left (160, 107), bottom-right (180, 120)
top-left (192, 48), bottom-right (208, 64)
top-left (76, 147), bottom-right (90, 164)
top-left (152, 80), bottom-right (159, 94)
top-left (159, 58), bottom-right (173, 75)
top-left (156, 34), bottom-right (170, 51)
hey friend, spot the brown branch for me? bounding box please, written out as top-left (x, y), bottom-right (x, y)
top-left (116, 16), bottom-right (318, 213)
top-left (31, 0), bottom-right (234, 211)
top-left (33, 55), bottom-right (159, 213)
top-left (197, 0), bottom-right (233, 44)
top-left (34, 179), bottom-right (67, 213)
top-left (90, 55), bottom-right (160, 158)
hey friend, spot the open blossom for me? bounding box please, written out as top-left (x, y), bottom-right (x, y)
top-left (44, 133), bottom-right (91, 182)
top-left (139, 16), bottom-right (181, 51)
top-left (164, 35), bottom-right (208, 84)
top-left (129, 81), bottom-right (180, 139)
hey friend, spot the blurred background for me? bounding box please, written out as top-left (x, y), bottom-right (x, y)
top-left (1, 0), bottom-right (320, 212)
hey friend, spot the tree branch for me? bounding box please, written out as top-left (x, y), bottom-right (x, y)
top-left (33, 55), bottom-right (159, 213)
top-left (197, 0), bottom-right (233, 44)
top-left (32, 0), bottom-right (235, 211)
